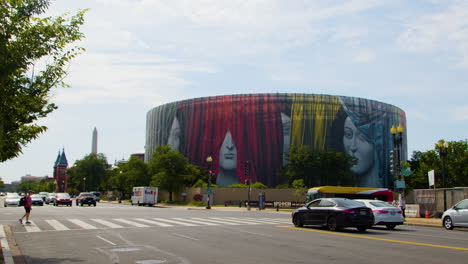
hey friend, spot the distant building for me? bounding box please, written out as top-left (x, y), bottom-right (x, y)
top-left (20, 175), bottom-right (44, 182)
top-left (53, 149), bottom-right (69, 192)
top-left (131, 153), bottom-right (145, 162)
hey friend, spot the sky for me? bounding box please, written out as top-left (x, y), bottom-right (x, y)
top-left (1, 0), bottom-right (467, 184)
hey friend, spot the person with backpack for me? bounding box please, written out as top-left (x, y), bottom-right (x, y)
top-left (19, 190), bottom-right (33, 224)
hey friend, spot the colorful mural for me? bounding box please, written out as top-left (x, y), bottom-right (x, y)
top-left (145, 94), bottom-right (407, 188)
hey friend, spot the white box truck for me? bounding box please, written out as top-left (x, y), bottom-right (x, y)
top-left (131, 187), bottom-right (158, 206)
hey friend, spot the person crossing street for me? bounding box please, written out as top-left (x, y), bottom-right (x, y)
top-left (19, 190), bottom-right (33, 225)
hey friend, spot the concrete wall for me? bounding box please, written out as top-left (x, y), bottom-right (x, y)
top-left (407, 188), bottom-right (468, 217)
top-left (158, 188), bottom-right (306, 205)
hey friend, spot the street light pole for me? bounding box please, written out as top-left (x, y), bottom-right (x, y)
top-left (390, 124), bottom-right (405, 205)
top-left (206, 156), bottom-right (213, 209)
top-left (83, 177), bottom-right (86, 192)
top-left (437, 140), bottom-right (449, 212)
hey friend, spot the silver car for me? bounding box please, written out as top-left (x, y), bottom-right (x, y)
top-left (4, 193), bottom-right (21, 207)
top-left (442, 199), bottom-right (468, 230)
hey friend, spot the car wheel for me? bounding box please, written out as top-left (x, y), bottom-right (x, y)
top-left (443, 216), bottom-right (454, 230)
top-left (80, 203), bottom-right (83, 206)
top-left (93, 203), bottom-right (96, 207)
top-left (357, 226), bottom-right (367, 232)
top-left (293, 214), bottom-right (303, 227)
top-left (386, 224), bottom-right (396, 230)
top-left (327, 217), bottom-right (340, 231)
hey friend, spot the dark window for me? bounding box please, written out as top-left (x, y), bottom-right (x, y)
top-left (319, 200), bottom-right (336, 207)
top-left (307, 200), bottom-right (321, 208)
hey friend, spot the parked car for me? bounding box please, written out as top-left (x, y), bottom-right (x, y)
top-left (76, 192), bottom-right (97, 206)
top-left (355, 199), bottom-right (403, 230)
top-left (38, 192), bottom-right (49, 201)
top-left (91, 192), bottom-right (101, 202)
top-left (4, 193), bottom-right (21, 207)
top-left (54, 193), bottom-right (72, 207)
top-left (442, 199), bottom-right (468, 230)
top-left (292, 198), bottom-right (374, 232)
top-left (31, 194), bottom-right (44, 206)
top-left (45, 193), bottom-right (57, 204)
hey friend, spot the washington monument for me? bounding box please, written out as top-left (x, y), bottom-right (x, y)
top-left (92, 127), bottom-right (98, 154)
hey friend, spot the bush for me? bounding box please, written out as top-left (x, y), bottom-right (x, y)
top-left (275, 184), bottom-right (290, 189)
top-left (193, 194), bottom-right (203, 201)
top-left (192, 179), bottom-right (207, 188)
top-left (251, 182), bottom-right (268, 189)
top-left (227, 184), bottom-right (248, 188)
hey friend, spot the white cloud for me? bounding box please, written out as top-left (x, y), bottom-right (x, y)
top-left (452, 105), bottom-right (468, 121)
top-left (396, 0), bottom-right (468, 67)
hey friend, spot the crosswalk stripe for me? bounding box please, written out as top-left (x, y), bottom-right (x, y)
top-left (236, 218), bottom-right (287, 224)
top-left (152, 218), bottom-right (198, 226)
top-left (91, 219), bottom-right (124, 228)
top-left (45, 220), bottom-right (70, 231)
top-left (133, 218), bottom-right (173, 227)
top-left (173, 218), bottom-right (219, 226)
top-left (68, 219), bottom-right (97, 229)
top-left (113, 219), bottom-right (150, 228)
top-left (193, 218), bottom-right (240, 225)
top-left (24, 221), bottom-right (41, 232)
top-left (210, 217), bottom-right (258, 225)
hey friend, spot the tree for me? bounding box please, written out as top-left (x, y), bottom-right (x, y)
top-left (0, 0), bottom-right (86, 162)
top-left (292, 179), bottom-right (306, 202)
top-left (108, 156), bottom-right (150, 197)
top-left (283, 145), bottom-right (315, 186)
top-left (148, 145), bottom-right (189, 201)
top-left (0, 177), bottom-right (5, 189)
top-left (67, 153), bottom-right (109, 193)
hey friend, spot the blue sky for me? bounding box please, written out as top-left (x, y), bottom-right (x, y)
top-left (1, 0), bottom-right (467, 183)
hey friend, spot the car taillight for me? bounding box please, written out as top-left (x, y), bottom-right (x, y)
top-left (344, 209), bottom-right (356, 214)
top-left (397, 210), bottom-right (403, 214)
top-left (373, 210), bottom-right (389, 214)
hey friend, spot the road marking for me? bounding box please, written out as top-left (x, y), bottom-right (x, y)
top-left (96, 235), bottom-right (117, 246)
top-left (133, 218), bottom-right (173, 227)
top-left (113, 219), bottom-right (150, 228)
top-left (45, 220), bottom-right (70, 231)
top-left (92, 219), bottom-right (124, 228)
top-left (235, 217), bottom-right (287, 224)
top-left (212, 218), bottom-right (258, 225)
top-left (68, 219), bottom-right (98, 230)
top-left (194, 218), bottom-right (240, 225)
top-left (279, 226), bottom-right (468, 251)
top-left (239, 230), bottom-right (272, 237)
top-left (0, 224), bottom-right (14, 264)
top-left (173, 218), bottom-right (219, 226)
top-left (24, 221), bottom-right (41, 232)
top-left (173, 233), bottom-right (199, 241)
top-left (152, 218), bottom-right (198, 226)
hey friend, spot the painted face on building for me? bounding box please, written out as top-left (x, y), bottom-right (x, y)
top-left (167, 117), bottom-right (181, 151)
top-left (343, 117), bottom-right (375, 175)
top-left (219, 130), bottom-right (237, 170)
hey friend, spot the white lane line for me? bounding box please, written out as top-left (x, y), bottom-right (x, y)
top-left (133, 218), bottom-right (173, 227)
top-left (210, 217), bottom-right (258, 225)
top-left (172, 218), bottom-right (219, 226)
top-left (45, 220), bottom-right (70, 231)
top-left (239, 230), bottom-right (272, 237)
top-left (96, 235), bottom-right (117, 246)
top-left (68, 219), bottom-right (98, 230)
top-left (152, 218), bottom-right (198, 226)
top-left (0, 224), bottom-right (14, 264)
top-left (113, 219), bottom-right (150, 228)
top-left (92, 219), bottom-right (124, 229)
top-left (192, 218), bottom-right (240, 225)
top-left (240, 218), bottom-right (289, 224)
top-left (173, 233), bottom-right (199, 241)
top-left (24, 221), bottom-right (41, 232)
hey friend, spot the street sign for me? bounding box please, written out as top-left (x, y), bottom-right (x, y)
top-left (207, 188), bottom-right (212, 195)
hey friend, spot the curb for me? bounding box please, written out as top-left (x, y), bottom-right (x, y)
top-left (1, 224), bottom-right (26, 264)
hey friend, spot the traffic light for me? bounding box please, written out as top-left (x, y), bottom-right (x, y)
top-left (389, 150), bottom-right (395, 176)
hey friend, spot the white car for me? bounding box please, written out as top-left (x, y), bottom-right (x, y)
top-left (441, 199), bottom-right (468, 230)
top-left (4, 193), bottom-right (21, 207)
top-left (355, 199), bottom-right (404, 230)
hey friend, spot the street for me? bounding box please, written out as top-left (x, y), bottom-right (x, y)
top-left (1, 202), bottom-right (467, 264)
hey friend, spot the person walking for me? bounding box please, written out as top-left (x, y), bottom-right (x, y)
top-left (19, 190), bottom-right (33, 224)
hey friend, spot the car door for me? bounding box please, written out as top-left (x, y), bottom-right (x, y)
top-left (318, 199), bottom-right (337, 225)
top-left (452, 200), bottom-right (468, 226)
top-left (304, 199), bottom-right (322, 225)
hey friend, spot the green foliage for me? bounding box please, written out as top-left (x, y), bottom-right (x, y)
top-left (227, 184), bottom-right (248, 188)
top-left (149, 145), bottom-right (189, 201)
top-left (16, 178), bottom-right (54, 193)
top-left (282, 145), bottom-right (356, 187)
top-left (0, 177), bottom-right (5, 189)
top-left (292, 179), bottom-right (306, 201)
top-left (406, 140), bottom-right (468, 191)
top-left (192, 179), bottom-right (207, 188)
top-left (275, 184), bottom-right (290, 189)
top-left (251, 181), bottom-right (268, 189)
top-left (67, 153), bottom-right (109, 193)
top-left (108, 156), bottom-right (150, 196)
top-left (0, 0), bottom-right (87, 161)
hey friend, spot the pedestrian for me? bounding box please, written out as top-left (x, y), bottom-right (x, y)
top-left (399, 199), bottom-right (406, 218)
top-left (19, 190), bottom-right (33, 225)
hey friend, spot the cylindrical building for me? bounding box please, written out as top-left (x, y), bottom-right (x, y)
top-left (145, 94), bottom-right (407, 189)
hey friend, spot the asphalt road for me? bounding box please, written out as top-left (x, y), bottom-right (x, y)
top-left (1, 202), bottom-right (467, 264)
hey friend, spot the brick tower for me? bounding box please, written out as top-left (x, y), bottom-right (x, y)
top-left (53, 149), bottom-right (69, 192)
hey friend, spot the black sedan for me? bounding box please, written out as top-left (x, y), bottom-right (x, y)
top-left (292, 198), bottom-right (374, 232)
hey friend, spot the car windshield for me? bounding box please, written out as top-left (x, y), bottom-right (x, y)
top-left (81, 194), bottom-right (94, 197)
top-left (336, 199), bottom-right (366, 207)
top-left (31, 195), bottom-right (42, 198)
top-left (57, 193), bottom-right (70, 198)
top-left (369, 201), bottom-right (393, 207)
top-left (6, 193), bottom-right (19, 198)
